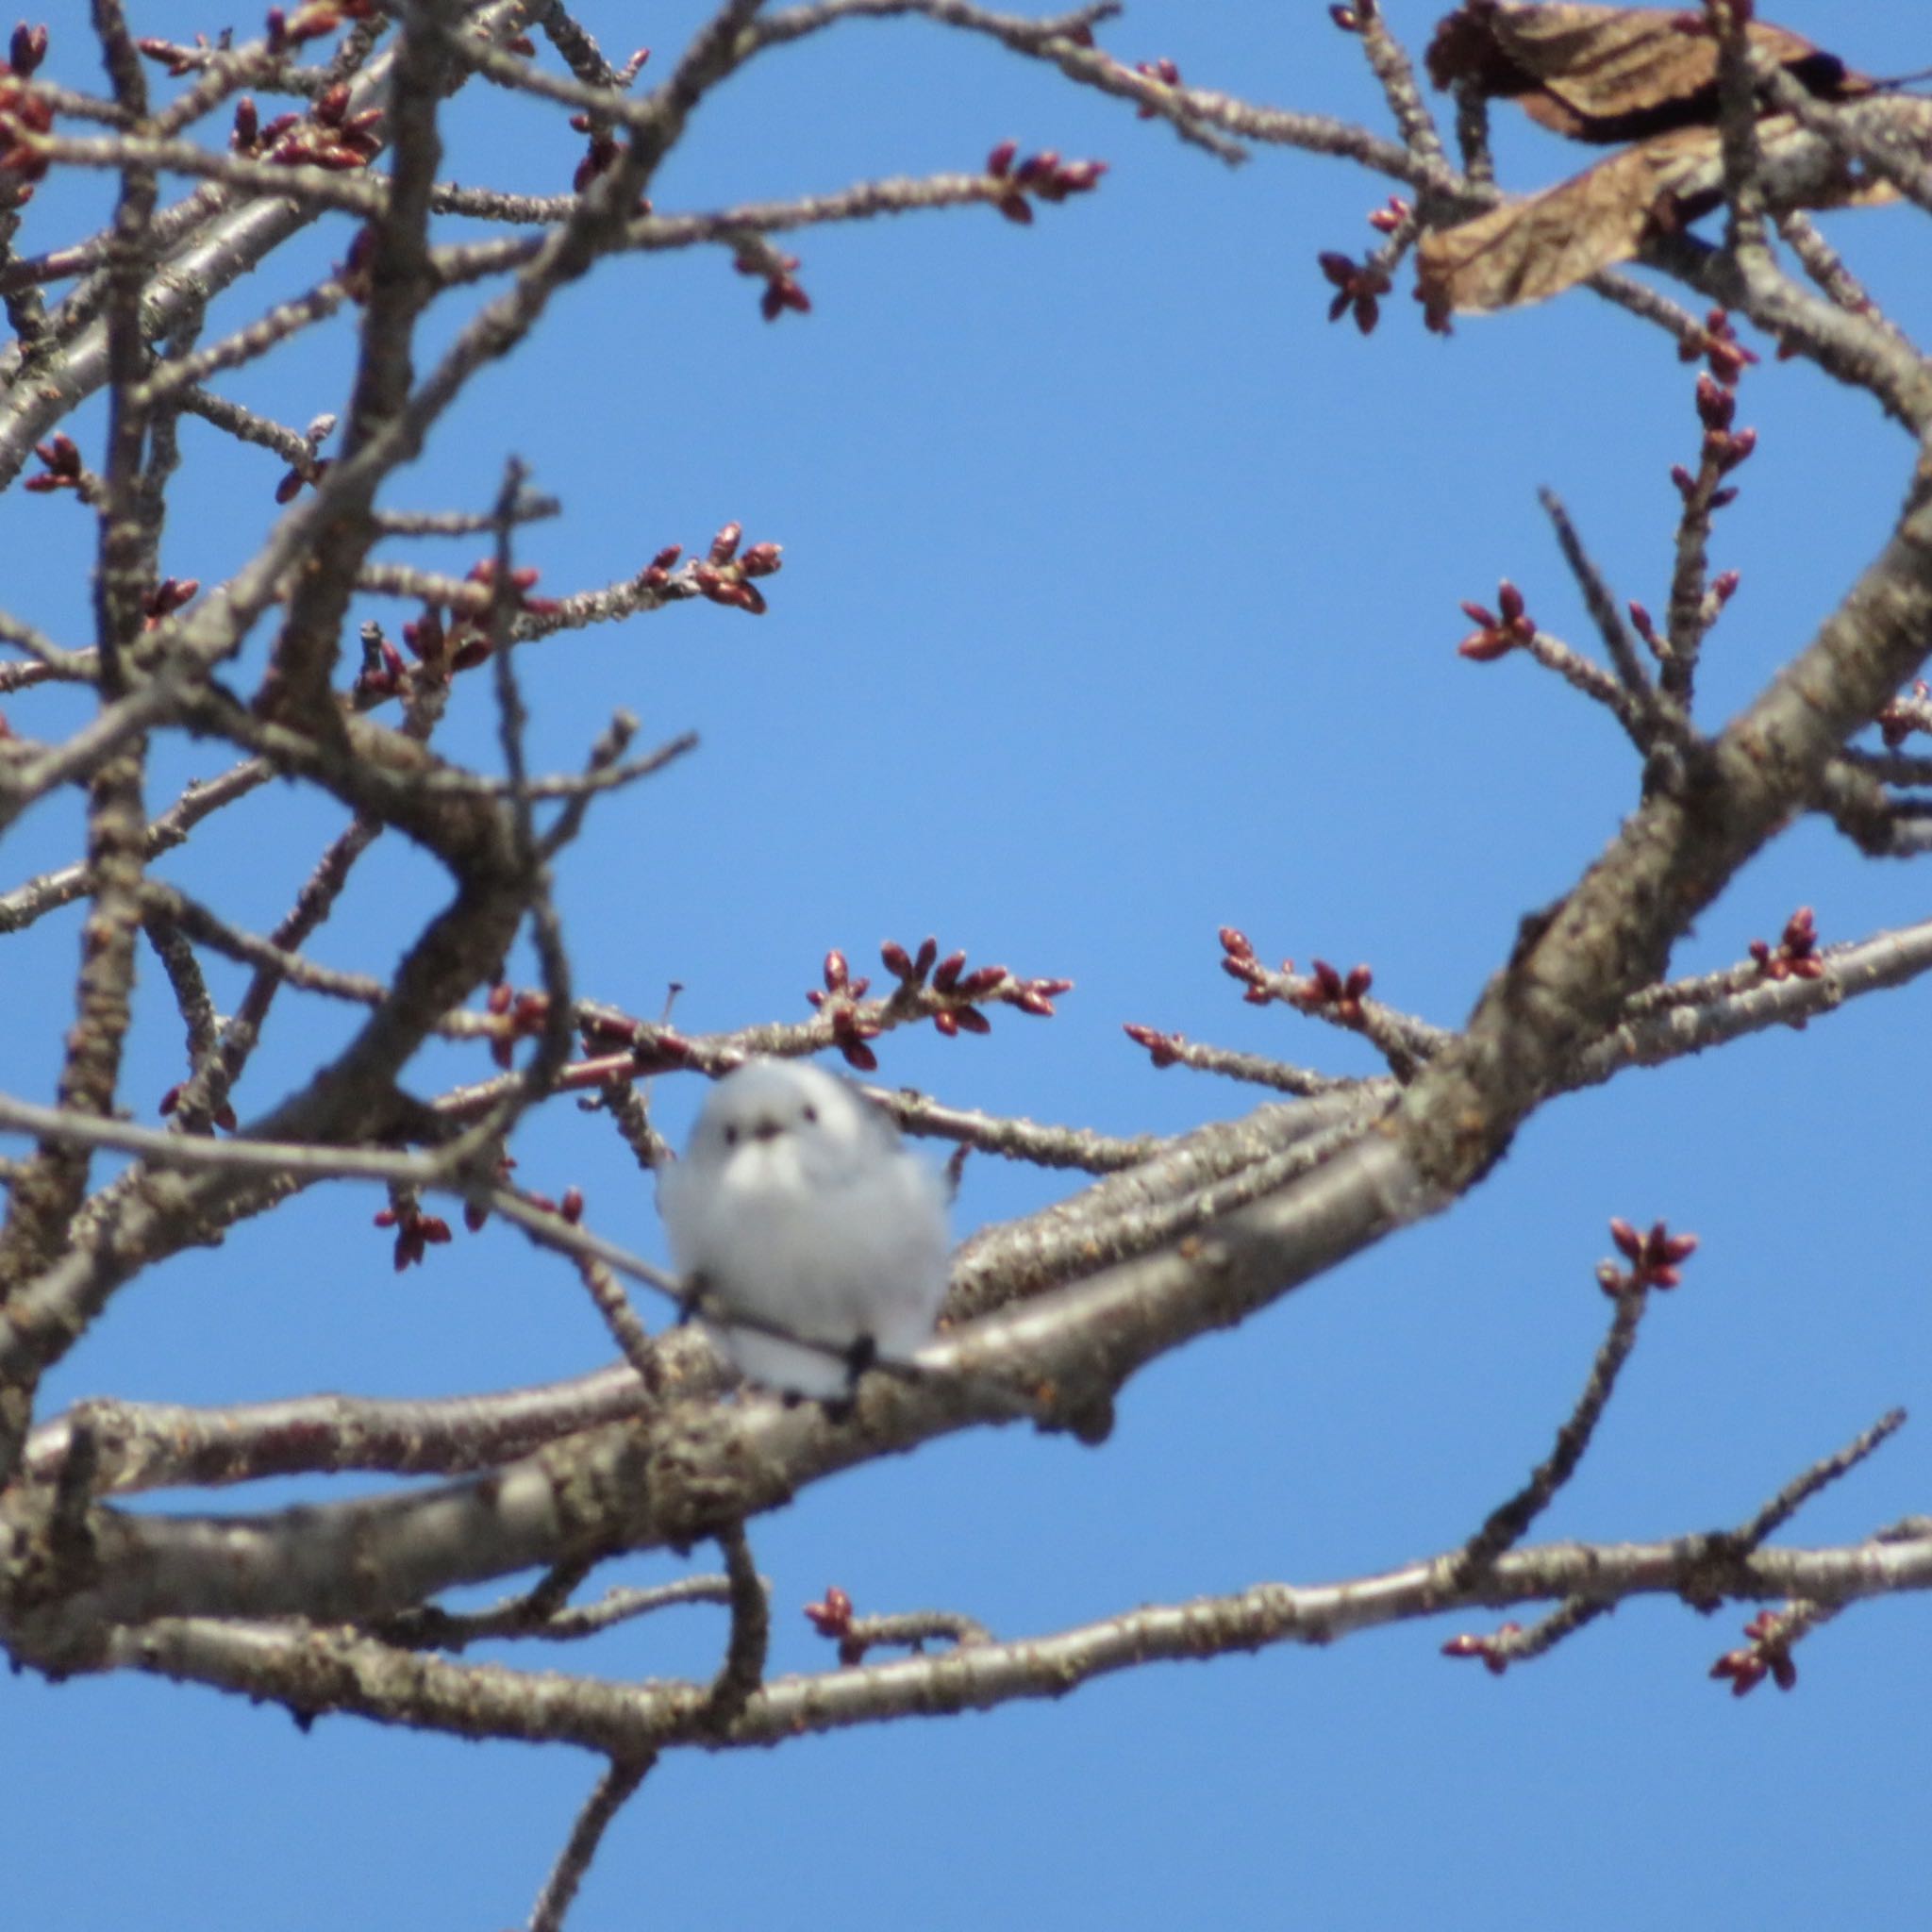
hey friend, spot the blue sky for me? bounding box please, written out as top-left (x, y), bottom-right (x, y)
top-left (6, 4), bottom-right (1931, 1926)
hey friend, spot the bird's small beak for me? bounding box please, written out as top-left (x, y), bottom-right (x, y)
top-left (749, 1116), bottom-right (786, 1142)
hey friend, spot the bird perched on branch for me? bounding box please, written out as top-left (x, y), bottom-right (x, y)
top-left (658, 1058), bottom-right (952, 1399)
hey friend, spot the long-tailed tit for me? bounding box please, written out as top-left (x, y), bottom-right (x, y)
top-left (657, 1058), bottom-right (952, 1398)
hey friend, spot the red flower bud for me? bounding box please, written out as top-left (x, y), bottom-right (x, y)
top-left (9, 23), bottom-right (48, 75)
top-left (1124, 1022), bottom-right (1179, 1066)
top-left (1694, 372), bottom-right (1734, 430)
top-left (1713, 427), bottom-right (1756, 473)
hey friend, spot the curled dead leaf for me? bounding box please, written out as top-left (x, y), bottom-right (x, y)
top-left (1416, 99), bottom-right (1924, 323)
top-left (1419, 125), bottom-right (1716, 324)
top-left (1426, 2), bottom-right (1871, 144)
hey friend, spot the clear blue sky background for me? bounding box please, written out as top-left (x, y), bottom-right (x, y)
top-left (6, 3), bottom-right (1930, 1926)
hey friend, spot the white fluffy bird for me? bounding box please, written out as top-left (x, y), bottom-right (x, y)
top-left (657, 1058), bottom-right (952, 1398)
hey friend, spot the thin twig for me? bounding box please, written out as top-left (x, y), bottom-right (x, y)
top-left (702, 1522), bottom-right (770, 1732)
top-left (1454, 1287), bottom-right (1650, 1582)
top-left (1349, 3), bottom-right (1445, 169)
top-left (568, 1245), bottom-right (660, 1389)
top-left (1539, 489), bottom-right (1671, 741)
top-left (1731, 1407), bottom-right (1908, 1552)
top-left (528, 1755), bottom-right (655, 1932)
top-left (1470, 1407), bottom-right (1909, 1674)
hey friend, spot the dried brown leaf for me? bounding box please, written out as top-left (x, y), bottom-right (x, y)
top-left (1416, 103), bottom-right (1916, 322)
top-left (1418, 125), bottom-right (1718, 322)
top-left (1426, 2), bottom-right (1870, 143)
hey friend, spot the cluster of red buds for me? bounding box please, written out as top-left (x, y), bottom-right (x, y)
top-left (1317, 250), bottom-right (1391, 335)
top-left (1296, 958), bottom-right (1374, 1024)
top-left (266, 1), bottom-right (380, 54)
top-left (1128, 56), bottom-right (1180, 115)
top-left (639, 544), bottom-right (685, 592)
top-left (1122, 1022), bottom-right (1187, 1068)
top-left (1694, 370), bottom-right (1741, 440)
top-left (142, 577), bottom-right (199, 629)
top-left (565, 44), bottom-right (652, 191)
top-left (984, 141), bottom-right (1108, 225)
top-left (1218, 926), bottom-right (1278, 1007)
top-left (1367, 192), bottom-right (1410, 235)
top-left (1669, 371), bottom-right (1756, 508)
top-left (691, 523), bottom-right (782, 615)
top-left (1876, 679), bottom-right (1931, 747)
top-left (803, 1585), bottom-right (869, 1666)
top-left (375, 1197), bottom-right (453, 1272)
top-left (1457, 580), bottom-right (1535, 662)
top-left (468, 562), bottom-right (558, 665)
top-left (232, 81), bottom-right (382, 172)
top-left (1709, 1609), bottom-right (1800, 1696)
top-left (734, 245), bottom-right (810, 322)
top-left (1441, 1622), bottom-right (1522, 1674)
top-left (465, 557), bottom-right (560, 620)
top-left (1219, 927), bottom-right (1371, 1024)
top-left (485, 984), bottom-right (552, 1070)
top-left (1627, 570), bottom-right (1739, 656)
top-left (406, 598), bottom-right (489, 675)
top-left (158, 1083), bottom-right (238, 1133)
top-left (0, 24), bottom-right (50, 196)
top-left (24, 432), bottom-right (83, 493)
top-left (275, 412), bottom-right (337, 503)
top-left (357, 562), bottom-right (559, 699)
top-left (1748, 905), bottom-right (1823, 983)
top-left (808, 948), bottom-right (882, 1070)
top-left (137, 33), bottom-right (222, 76)
top-left (1596, 1216), bottom-right (1698, 1298)
top-left (389, 1162), bottom-right (585, 1253)
top-left (1678, 307), bottom-right (1758, 387)
top-left (878, 934), bottom-right (1070, 1039)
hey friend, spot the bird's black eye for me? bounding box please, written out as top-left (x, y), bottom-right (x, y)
top-left (722, 1124), bottom-right (740, 1147)
top-left (801, 1104), bottom-right (818, 1124)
